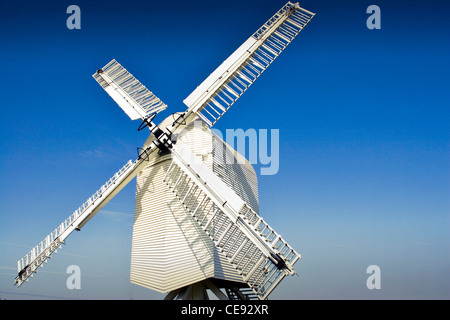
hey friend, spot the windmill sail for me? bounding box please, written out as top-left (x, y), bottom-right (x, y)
top-left (15, 143), bottom-right (161, 287)
top-left (183, 2), bottom-right (315, 127)
top-left (165, 142), bottom-right (300, 299)
top-left (93, 59), bottom-right (167, 120)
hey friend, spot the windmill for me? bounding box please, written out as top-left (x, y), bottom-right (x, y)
top-left (14, 2), bottom-right (315, 300)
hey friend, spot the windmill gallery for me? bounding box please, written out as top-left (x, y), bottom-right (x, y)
top-left (15, 2), bottom-right (315, 300)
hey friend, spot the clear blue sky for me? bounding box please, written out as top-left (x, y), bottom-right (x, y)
top-left (0, 0), bottom-right (449, 299)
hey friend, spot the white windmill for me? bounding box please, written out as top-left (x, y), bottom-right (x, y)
top-left (15, 2), bottom-right (315, 300)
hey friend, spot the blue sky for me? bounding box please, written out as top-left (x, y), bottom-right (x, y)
top-left (0, 0), bottom-right (449, 299)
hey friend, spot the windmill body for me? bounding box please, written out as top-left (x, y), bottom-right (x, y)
top-left (14, 2), bottom-right (315, 300)
top-left (131, 117), bottom-right (258, 297)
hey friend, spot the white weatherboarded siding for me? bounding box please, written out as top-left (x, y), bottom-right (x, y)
top-left (130, 116), bottom-right (258, 293)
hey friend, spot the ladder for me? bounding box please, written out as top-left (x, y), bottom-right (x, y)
top-left (164, 143), bottom-right (300, 300)
top-left (226, 287), bottom-right (259, 300)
